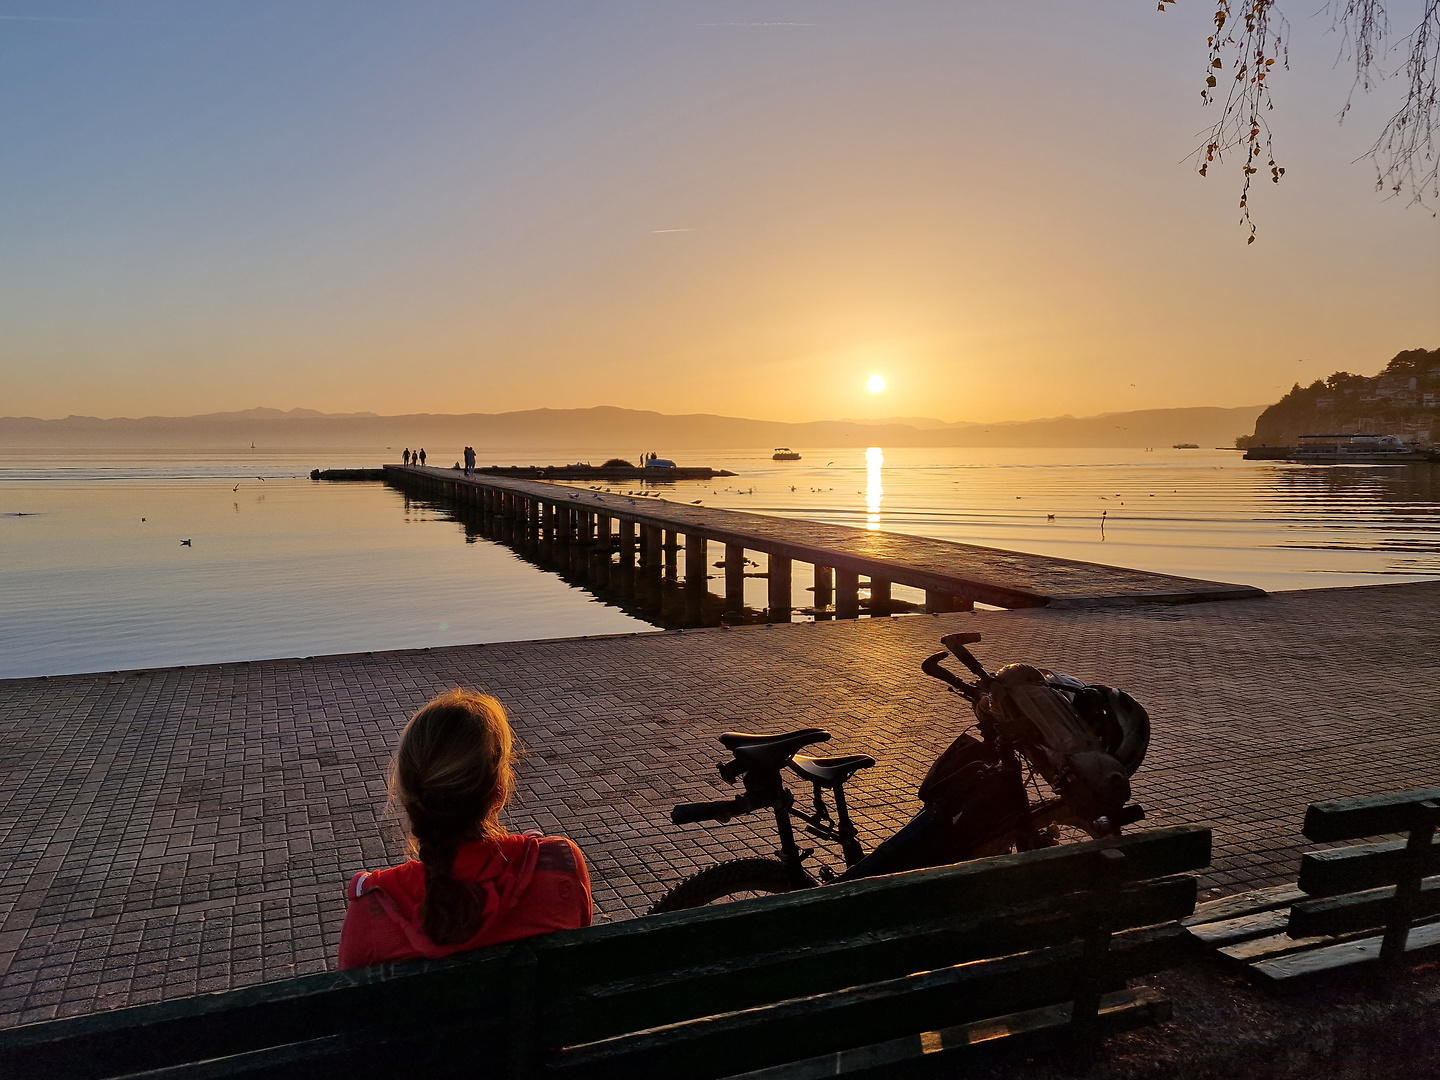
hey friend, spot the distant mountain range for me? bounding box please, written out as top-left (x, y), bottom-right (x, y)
top-left (0, 404), bottom-right (1265, 450)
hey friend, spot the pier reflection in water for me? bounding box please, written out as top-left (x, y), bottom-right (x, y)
top-left (398, 483), bottom-right (922, 631)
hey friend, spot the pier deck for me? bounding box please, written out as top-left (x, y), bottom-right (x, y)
top-left (390, 464), bottom-right (1263, 609)
top-left (2, 581), bottom-right (1438, 1028)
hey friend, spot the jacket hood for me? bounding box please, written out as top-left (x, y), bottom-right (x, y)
top-left (360, 833), bottom-right (542, 959)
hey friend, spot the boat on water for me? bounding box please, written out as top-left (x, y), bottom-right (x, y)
top-left (1285, 433), bottom-right (1435, 464)
top-left (1172, 443), bottom-right (1199, 449)
top-left (772, 448), bottom-right (801, 461)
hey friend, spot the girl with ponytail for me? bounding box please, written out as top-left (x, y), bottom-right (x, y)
top-left (338, 689), bottom-right (591, 968)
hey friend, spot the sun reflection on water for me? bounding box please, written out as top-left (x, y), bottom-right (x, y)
top-left (865, 446), bottom-right (883, 530)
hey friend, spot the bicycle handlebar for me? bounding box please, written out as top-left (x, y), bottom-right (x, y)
top-left (672, 795), bottom-right (750, 825)
top-left (939, 634), bottom-right (992, 683)
top-left (921, 652), bottom-right (978, 699)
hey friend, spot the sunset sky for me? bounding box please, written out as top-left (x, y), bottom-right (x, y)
top-left (2, 0), bottom-right (1436, 424)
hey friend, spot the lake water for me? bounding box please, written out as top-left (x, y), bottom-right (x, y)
top-left (3, 445), bottom-right (1439, 679)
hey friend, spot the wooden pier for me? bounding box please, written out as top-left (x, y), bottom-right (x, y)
top-left (388, 465), bottom-right (1263, 618)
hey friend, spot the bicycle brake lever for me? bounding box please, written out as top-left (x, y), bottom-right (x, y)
top-left (921, 652), bottom-right (978, 698)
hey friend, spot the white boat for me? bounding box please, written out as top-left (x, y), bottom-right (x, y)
top-left (772, 448), bottom-right (801, 461)
top-left (1287, 434), bottom-right (1433, 464)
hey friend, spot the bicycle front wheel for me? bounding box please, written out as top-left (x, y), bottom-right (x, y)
top-left (648, 858), bottom-right (815, 914)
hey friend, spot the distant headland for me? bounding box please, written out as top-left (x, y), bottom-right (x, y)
top-left (0, 403), bottom-right (1263, 451)
top-left (1243, 347), bottom-right (1440, 448)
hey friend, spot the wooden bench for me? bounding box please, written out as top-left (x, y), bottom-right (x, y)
top-left (1185, 786), bottom-right (1440, 988)
top-left (0, 826), bottom-right (1210, 1080)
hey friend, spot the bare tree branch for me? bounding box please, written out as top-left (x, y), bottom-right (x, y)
top-left (1159, 0), bottom-right (1440, 236)
top-left (1349, 0), bottom-right (1440, 203)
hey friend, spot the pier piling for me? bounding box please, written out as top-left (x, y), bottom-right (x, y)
top-left (664, 530), bottom-right (679, 581)
top-left (685, 533), bottom-right (707, 623)
top-left (725, 544), bottom-right (745, 615)
top-left (814, 566), bottom-right (834, 618)
top-left (768, 554), bottom-right (793, 623)
top-left (836, 568), bottom-right (861, 619)
top-left (617, 520), bottom-right (636, 598)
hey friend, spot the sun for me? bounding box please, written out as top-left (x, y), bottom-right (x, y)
top-left (866, 373), bottom-right (887, 394)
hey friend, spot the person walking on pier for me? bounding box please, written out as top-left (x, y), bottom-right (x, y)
top-left (464, 446), bottom-right (476, 476)
top-left (419, 448), bottom-right (427, 466)
top-left (338, 689), bottom-right (592, 968)
top-left (403, 448), bottom-right (411, 466)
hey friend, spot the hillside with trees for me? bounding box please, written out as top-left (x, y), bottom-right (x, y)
top-left (1246, 348), bottom-right (1440, 448)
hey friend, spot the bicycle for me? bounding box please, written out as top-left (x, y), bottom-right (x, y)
top-left (649, 632), bottom-right (1151, 912)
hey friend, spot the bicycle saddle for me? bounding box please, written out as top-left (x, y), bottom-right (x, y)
top-left (791, 754), bottom-right (875, 787)
top-left (719, 728), bottom-right (831, 773)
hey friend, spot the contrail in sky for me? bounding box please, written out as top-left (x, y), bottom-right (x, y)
top-left (651, 228), bottom-right (699, 234)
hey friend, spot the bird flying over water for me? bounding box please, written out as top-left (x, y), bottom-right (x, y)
top-left (233, 484), bottom-right (240, 492)
top-left (180, 539), bottom-right (192, 546)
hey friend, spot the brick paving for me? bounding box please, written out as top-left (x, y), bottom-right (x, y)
top-left (1, 581), bottom-right (1438, 1028)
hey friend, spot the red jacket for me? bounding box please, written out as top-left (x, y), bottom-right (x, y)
top-left (338, 832), bottom-right (592, 969)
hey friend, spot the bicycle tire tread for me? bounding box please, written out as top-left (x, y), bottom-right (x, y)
top-left (648, 858), bottom-right (806, 914)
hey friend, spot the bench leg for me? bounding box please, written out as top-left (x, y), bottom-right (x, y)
top-left (1381, 800), bottom-right (1440, 971)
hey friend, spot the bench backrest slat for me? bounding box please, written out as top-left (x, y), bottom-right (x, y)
top-left (1288, 877), bottom-right (1440, 939)
top-left (1297, 835), bottom-right (1440, 897)
top-left (1302, 787), bottom-right (1440, 842)
top-left (534, 827), bottom-right (1209, 987)
top-left (553, 922), bottom-right (1191, 1080)
top-left (555, 874), bottom-right (1198, 1046)
top-left (0, 953), bottom-right (515, 1080)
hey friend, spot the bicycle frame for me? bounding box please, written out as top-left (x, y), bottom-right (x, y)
top-left (768, 772), bottom-right (867, 881)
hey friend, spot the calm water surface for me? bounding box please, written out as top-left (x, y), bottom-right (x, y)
top-left (3, 445), bottom-right (1438, 679)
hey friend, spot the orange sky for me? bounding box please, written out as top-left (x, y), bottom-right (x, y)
top-left (1, 2), bottom-right (1435, 423)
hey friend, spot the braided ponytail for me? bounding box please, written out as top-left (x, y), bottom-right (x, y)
top-left (390, 690), bottom-right (516, 945)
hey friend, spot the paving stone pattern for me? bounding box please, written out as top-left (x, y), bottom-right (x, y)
top-left (1, 582), bottom-right (1438, 1028)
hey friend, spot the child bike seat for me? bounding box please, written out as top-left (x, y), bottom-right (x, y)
top-left (791, 754), bottom-right (875, 787)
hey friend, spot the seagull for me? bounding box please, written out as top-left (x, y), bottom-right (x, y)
top-left (233, 484), bottom-right (240, 492)
top-left (256, 476), bottom-right (265, 482)
top-left (180, 539), bottom-right (192, 546)
top-left (1047, 514), bottom-right (1056, 521)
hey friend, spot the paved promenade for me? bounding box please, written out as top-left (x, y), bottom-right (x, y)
top-left (2, 581), bottom-right (1438, 1028)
